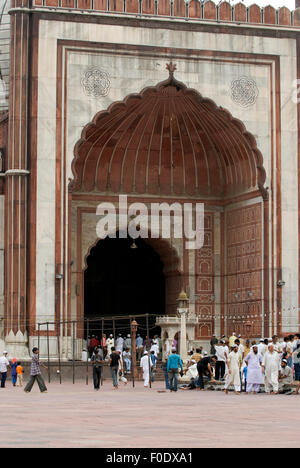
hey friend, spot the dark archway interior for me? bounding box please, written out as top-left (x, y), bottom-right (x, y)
top-left (84, 235), bottom-right (165, 338)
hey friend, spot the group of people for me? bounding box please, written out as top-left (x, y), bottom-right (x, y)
top-left (87, 333), bottom-right (161, 362)
top-left (3, 331), bottom-right (300, 395)
top-left (0, 351), bottom-right (24, 389)
top-left (0, 347), bottom-right (48, 393)
top-left (178, 332), bottom-right (300, 395)
top-left (90, 335), bottom-right (161, 390)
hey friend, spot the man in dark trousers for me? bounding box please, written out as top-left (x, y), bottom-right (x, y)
top-left (24, 347), bottom-right (48, 393)
top-left (109, 347), bottom-right (121, 389)
top-left (91, 347), bottom-right (104, 390)
top-left (197, 355), bottom-right (217, 390)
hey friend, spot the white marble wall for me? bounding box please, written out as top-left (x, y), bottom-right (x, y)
top-left (34, 19), bottom-right (299, 340)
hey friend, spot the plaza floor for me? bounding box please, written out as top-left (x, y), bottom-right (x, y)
top-left (0, 380), bottom-right (299, 448)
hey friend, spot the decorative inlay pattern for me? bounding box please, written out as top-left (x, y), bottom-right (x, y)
top-left (81, 68), bottom-right (111, 98)
top-left (231, 76), bottom-right (259, 108)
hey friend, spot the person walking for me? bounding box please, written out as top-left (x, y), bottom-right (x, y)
top-left (167, 348), bottom-right (183, 392)
top-left (0, 351), bottom-right (10, 388)
top-left (91, 348), bottom-right (104, 390)
top-left (109, 347), bottom-right (121, 389)
top-left (244, 345), bottom-right (263, 394)
top-left (24, 348), bottom-right (48, 393)
top-left (197, 355), bottom-right (217, 390)
top-left (262, 343), bottom-right (281, 395)
top-left (140, 351), bottom-right (153, 388)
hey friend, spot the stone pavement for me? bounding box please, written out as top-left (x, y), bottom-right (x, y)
top-left (0, 380), bottom-right (300, 448)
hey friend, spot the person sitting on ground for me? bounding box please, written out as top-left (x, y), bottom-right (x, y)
top-left (181, 360), bottom-right (199, 390)
top-left (279, 359), bottom-right (293, 393)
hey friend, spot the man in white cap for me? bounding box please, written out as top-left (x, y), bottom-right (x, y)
top-left (258, 339), bottom-right (267, 356)
top-left (244, 345), bottom-right (263, 394)
top-left (106, 334), bottom-right (114, 360)
top-left (262, 343), bottom-right (281, 394)
top-left (150, 340), bottom-right (159, 358)
top-left (279, 359), bottom-right (293, 393)
top-left (0, 351), bottom-right (10, 388)
top-left (140, 351), bottom-right (153, 388)
top-left (225, 344), bottom-right (242, 395)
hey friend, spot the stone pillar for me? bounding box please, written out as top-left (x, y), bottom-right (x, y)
top-left (4, 1), bottom-right (30, 358)
top-left (178, 310), bottom-right (188, 362)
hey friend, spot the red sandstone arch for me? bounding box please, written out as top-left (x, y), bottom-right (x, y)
top-left (70, 72), bottom-right (266, 199)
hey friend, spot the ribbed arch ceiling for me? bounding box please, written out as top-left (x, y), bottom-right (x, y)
top-left (71, 75), bottom-right (266, 198)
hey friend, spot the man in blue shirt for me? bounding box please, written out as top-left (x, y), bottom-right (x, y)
top-left (167, 348), bottom-right (183, 392)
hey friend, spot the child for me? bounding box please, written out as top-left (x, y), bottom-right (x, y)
top-left (16, 362), bottom-right (24, 387)
top-left (11, 358), bottom-right (18, 387)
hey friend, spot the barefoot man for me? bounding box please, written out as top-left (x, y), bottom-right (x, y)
top-left (225, 344), bottom-right (242, 395)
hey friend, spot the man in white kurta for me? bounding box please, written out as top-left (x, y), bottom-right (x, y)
top-left (263, 343), bottom-right (281, 394)
top-left (225, 345), bottom-right (241, 394)
top-left (245, 345), bottom-right (263, 394)
top-left (140, 351), bottom-right (153, 387)
top-left (106, 335), bottom-right (115, 360)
